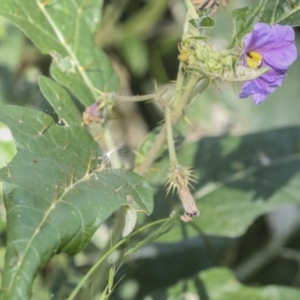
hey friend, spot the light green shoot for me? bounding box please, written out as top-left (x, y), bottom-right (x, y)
top-left (98, 262), bottom-right (124, 300)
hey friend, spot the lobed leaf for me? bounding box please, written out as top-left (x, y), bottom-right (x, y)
top-left (0, 105), bottom-right (153, 299)
top-left (0, 0), bottom-right (119, 105)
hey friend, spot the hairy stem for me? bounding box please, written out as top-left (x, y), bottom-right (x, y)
top-left (109, 93), bottom-right (157, 102)
top-left (165, 104), bottom-right (178, 166)
top-left (136, 74), bottom-right (202, 176)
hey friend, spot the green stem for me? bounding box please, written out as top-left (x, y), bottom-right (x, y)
top-left (136, 126), bottom-right (167, 176)
top-left (82, 207), bottom-right (127, 298)
top-left (136, 75), bottom-right (201, 176)
top-left (188, 78), bottom-right (210, 108)
top-left (134, 0), bottom-right (208, 175)
top-left (171, 75), bottom-right (200, 120)
top-left (165, 104), bottom-right (178, 166)
top-left (67, 218), bottom-right (168, 300)
top-left (110, 93), bottom-right (157, 102)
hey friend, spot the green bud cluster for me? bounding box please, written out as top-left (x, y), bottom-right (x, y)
top-left (178, 38), bottom-right (269, 82)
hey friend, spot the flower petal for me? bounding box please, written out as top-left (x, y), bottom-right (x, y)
top-left (239, 68), bottom-right (286, 104)
top-left (263, 25), bottom-right (297, 70)
top-left (244, 23), bottom-right (297, 70)
top-left (243, 23), bottom-right (274, 51)
top-left (239, 79), bottom-right (269, 104)
top-left (240, 23), bottom-right (297, 104)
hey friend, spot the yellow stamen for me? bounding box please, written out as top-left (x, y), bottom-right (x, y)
top-left (246, 51), bottom-right (262, 69)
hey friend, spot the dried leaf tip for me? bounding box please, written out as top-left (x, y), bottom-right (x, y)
top-left (167, 165), bottom-right (200, 222)
top-left (177, 172), bottom-right (200, 222)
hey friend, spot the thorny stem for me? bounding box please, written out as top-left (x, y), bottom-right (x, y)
top-left (164, 97), bottom-right (200, 220)
top-left (188, 78), bottom-right (210, 108)
top-left (109, 93), bottom-right (158, 102)
top-left (86, 5), bottom-right (208, 296)
top-left (67, 218), bottom-right (168, 300)
top-left (88, 64), bottom-right (207, 300)
top-left (136, 74), bottom-right (202, 176)
top-left (133, 0), bottom-right (206, 175)
top-left (171, 74), bottom-right (200, 120)
top-left (164, 104), bottom-right (179, 166)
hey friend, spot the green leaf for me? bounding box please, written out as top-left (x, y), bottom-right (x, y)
top-left (0, 105), bottom-right (153, 299)
top-left (230, 0), bottom-right (300, 47)
top-left (200, 16), bottom-right (215, 28)
top-left (183, 0), bottom-right (202, 39)
top-left (0, 0), bottom-right (119, 105)
top-left (38, 76), bottom-right (82, 125)
top-left (167, 267), bottom-right (300, 299)
top-left (149, 127), bottom-right (300, 240)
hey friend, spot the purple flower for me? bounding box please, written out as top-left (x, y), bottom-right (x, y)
top-left (239, 23), bottom-right (297, 104)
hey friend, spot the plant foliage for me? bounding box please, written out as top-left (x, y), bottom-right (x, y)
top-left (0, 0), bottom-right (300, 299)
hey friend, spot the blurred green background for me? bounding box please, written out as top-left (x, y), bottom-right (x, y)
top-left (1, 0), bottom-right (300, 299)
